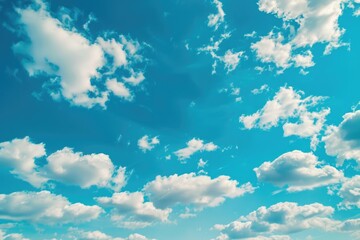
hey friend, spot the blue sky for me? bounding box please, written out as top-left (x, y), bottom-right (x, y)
top-left (0, 0), bottom-right (360, 239)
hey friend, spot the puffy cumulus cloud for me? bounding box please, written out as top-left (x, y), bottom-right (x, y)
top-left (214, 202), bottom-right (338, 239)
top-left (0, 191), bottom-right (102, 224)
top-left (198, 33), bottom-right (246, 74)
top-left (239, 86), bottom-right (330, 150)
top-left (43, 148), bottom-right (127, 191)
top-left (251, 32), bottom-right (315, 73)
top-left (137, 136), bottom-right (160, 152)
top-left (208, 0), bottom-right (225, 30)
top-left (0, 137), bottom-right (127, 191)
top-left (253, 0), bottom-right (353, 73)
top-left (337, 175), bottom-right (360, 209)
top-left (254, 150), bottom-right (344, 192)
top-left (67, 228), bottom-right (153, 240)
top-left (13, 0), bottom-right (146, 108)
top-left (174, 138), bottom-right (218, 160)
top-left (143, 173), bottom-right (255, 209)
top-left (96, 192), bottom-right (171, 229)
top-left (251, 33), bottom-right (292, 70)
top-left (322, 110), bottom-right (360, 166)
top-left (0, 137), bottom-right (47, 187)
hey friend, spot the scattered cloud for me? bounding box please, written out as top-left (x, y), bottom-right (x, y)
top-left (239, 86), bottom-right (330, 150)
top-left (214, 202), bottom-right (338, 239)
top-left (337, 175), bottom-right (360, 209)
top-left (137, 136), bottom-right (160, 152)
top-left (254, 150), bottom-right (344, 192)
top-left (208, 0), bottom-right (225, 30)
top-left (143, 173), bottom-right (254, 209)
top-left (13, 0), bottom-right (146, 108)
top-left (0, 191), bottom-right (102, 224)
top-left (252, 0), bottom-right (354, 73)
top-left (0, 137), bottom-right (47, 187)
top-left (174, 138), bottom-right (218, 160)
top-left (322, 110), bottom-right (360, 166)
top-left (96, 192), bottom-right (171, 229)
top-left (0, 137), bottom-right (127, 191)
top-left (251, 84), bottom-right (269, 95)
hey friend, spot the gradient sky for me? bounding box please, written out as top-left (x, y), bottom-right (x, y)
top-left (0, 0), bottom-right (360, 239)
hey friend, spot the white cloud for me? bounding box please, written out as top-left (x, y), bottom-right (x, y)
top-left (208, 0), bottom-right (225, 30)
top-left (198, 33), bottom-right (245, 74)
top-left (322, 110), bottom-right (360, 166)
top-left (174, 138), bottom-right (218, 160)
top-left (143, 173), bottom-right (254, 209)
top-left (0, 230), bottom-right (29, 240)
top-left (0, 137), bottom-right (127, 191)
top-left (254, 0), bottom-right (351, 72)
top-left (214, 202), bottom-right (338, 239)
top-left (198, 158), bottom-right (207, 168)
top-left (44, 147), bottom-right (127, 191)
top-left (251, 33), bottom-right (292, 69)
top-left (337, 175), bottom-right (360, 209)
top-left (106, 79), bottom-right (132, 100)
top-left (13, 0), bottom-right (146, 108)
top-left (239, 86), bottom-right (329, 150)
top-left (67, 228), bottom-right (153, 240)
top-left (0, 137), bottom-right (47, 187)
top-left (254, 150), bottom-right (344, 192)
top-left (137, 136), bottom-right (160, 152)
top-left (251, 32), bottom-right (315, 72)
top-left (96, 192), bottom-right (171, 229)
top-left (0, 191), bottom-right (102, 224)
top-left (251, 84), bottom-right (270, 95)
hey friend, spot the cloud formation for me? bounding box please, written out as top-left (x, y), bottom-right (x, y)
top-left (240, 86), bottom-right (330, 150)
top-left (254, 150), bottom-right (344, 192)
top-left (174, 138), bottom-right (218, 160)
top-left (214, 202), bottom-right (338, 239)
top-left (0, 191), bottom-right (102, 224)
top-left (143, 173), bottom-right (254, 209)
top-left (252, 0), bottom-right (356, 73)
top-left (0, 137), bottom-right (127, 191)
top-left (137, 136), bottom-right (160, 152)
top-left (13, 0), bottom-right (146, 108)
top-left (323, 110), bottom-right (360, 166)
top-left (96, 191), bottom-right (171, 229)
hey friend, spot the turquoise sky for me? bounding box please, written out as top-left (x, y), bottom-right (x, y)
top-left (0, 0), bottom-right (359, 239)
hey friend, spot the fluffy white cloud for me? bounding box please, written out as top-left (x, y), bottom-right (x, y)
top-left (0, 191), bottom-right (102, 224)
top-left (174, 138), bottom-right (218, 160)
top-left (239, 86), bottom-right (329, 150)
top-left (322, 110), bottom-right (360, 166)
top-left (0, 137), bottom-right (47, 187)
top-left (67, 228), bottom-right (153, 240)
top-left (254, 0), bottom-right (351, 72)
top-left (208, 0), bottom-right (225, 30)
top-left (251, 33), bottom-right (292, 69)
top-left (254, 150), bottom-right (344, 192)
top-left (214, 202), bottom-right (338, 239)
top-left (96, 192), bottom-right (171, 229)
top-left (44, 148), bottom-right (127, 191)
top-left (137, 136), bottom-right (160, 152)
top-left (13, 0), bottom-right (146, 108)
top-left (143, 173), bottom-right (254, 209)
top-left (337, 176), bottom-right (360, 209)
top-left (0, 137), bottom-right (127, 191)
